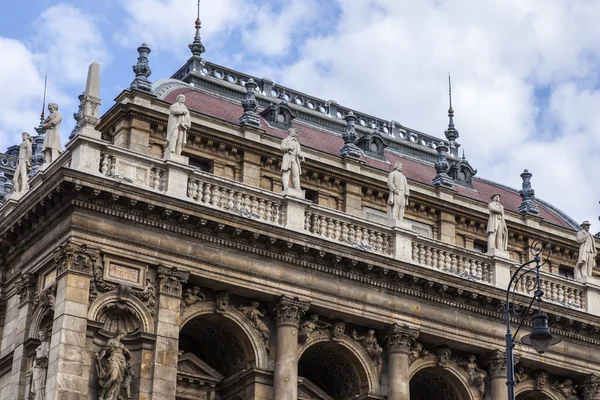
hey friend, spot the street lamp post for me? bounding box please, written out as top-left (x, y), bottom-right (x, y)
top-left (503, 238), bottom-right (561, 400)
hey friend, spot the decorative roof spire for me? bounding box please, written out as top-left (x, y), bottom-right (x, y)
top-left (130, 43), bottom-right (152, 92)
top-left (518, 169), bottom-right (540, 215)
top-left (444, 74), bottom-right (459, 143)
top-left (189, 0), bottom-right (206, 57)
top-left (35, 75), bottom-right (47, 135)
top-left (238, 79), bottom-right (261, 128)
top-left (432, 141), bottom-right (454, 188)
top-left (339, 112), bottom-right (361, 159)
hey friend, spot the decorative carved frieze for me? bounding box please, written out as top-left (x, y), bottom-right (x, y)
top-left (437, 346), bottom-right (452, 368)
top-left (17, 272), bottom-right (37, 306)
top-left (385, 323), bottom-right (419, 355)
top-left (352, 329), bottom-right (383, 377)
top-left (180, 286), bottom-right (206, 314)
top-left (582, 374), bottom-right (600, 400)
top-left (157, 266), bottom-right (189, 297)
top-left (298, 314), bottom-right (331, 343)
top-left (273, 296), bottom-right (309, 328)
top-left (536, 370), bottom-right (549, 390)
top-left (54, 242), bottom-right (99, 276)
top-left (457, 355), bottom-right (486, 395)
top-left (131, 278), bottom-right (157, 316)
top-left (238, 301), bottom-right (270, 346)
top-left (552, 378), bottom-right (578, 400)
top-left (331, 320), bottom-right (346, 341)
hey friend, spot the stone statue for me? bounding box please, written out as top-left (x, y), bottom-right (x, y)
top-left (215, 291), bottom-right (229, 314)
top-left (13, 132), bottom-right (32, 194)
top-left (331, 320), bottom-right (346, 341)
top-left (30, 330), bottom-right (50, 400)
top-left (552, 379), bottom-right (578, 399)
top-left (239, 301), bottom-right (270, 346)
top-left (459, 355), bottom-right (487, 394)
top-left (181, 286), bottom-right (205, 313)
top-left (387, 162), bottom-right (410, 224)
top-left (536, 370), bottom-right (549, 390)
top-left (166, 94), bottom-right (191, 156)
top-left (575, 221), bottom-right (598, 279)
top-left (94, 330), bottom-right (133, 400)
top-left (41, 103), bottom-right (62, 166)
top-left (280, 127), bottom-right (304, 191)
top-left (515, 367), bottom-right (528, 383)
top-left (299, 314), bottom-right (330, 342)
top-left (352, 329), bottom-right (383, 376)
top-left (437, 347), bottom-right (452, 368)
top-left (487, 194), bottom-right (508, 252)
top-left (409, 342), bottom-right (424, 363)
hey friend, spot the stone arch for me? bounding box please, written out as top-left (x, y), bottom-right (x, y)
top-left (180, 302), bottom-right (268, 371)
top-left (87, 290), bottom-right (155, 334)
top-left (515, 380), bottom-right (565, 400)
top-left (29, 305), bottom-right (54, 340)
top-left (409, 356), bottom-right (481, 400)
top-left (297, 331), bottom-right (380, 398)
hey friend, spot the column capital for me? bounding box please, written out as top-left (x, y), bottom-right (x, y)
top-left (16, 272), bottom-right (37, 307)
top-left (157, 266), bottom-right (189, 297)
top-left (487, 349), bottom-right (520, 378)
top-left (274, 296), bottom-right (309, 328)
top-left (54, 241), bottom-right (98, 277)
top-left (385, 323), bottom-right (419, 354)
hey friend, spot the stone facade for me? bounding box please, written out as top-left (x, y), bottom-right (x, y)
top-left (0, 31), bottom-right (599, 400)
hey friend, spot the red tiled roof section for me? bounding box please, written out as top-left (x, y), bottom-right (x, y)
top-left (164, 88), bottom-right (573, 229)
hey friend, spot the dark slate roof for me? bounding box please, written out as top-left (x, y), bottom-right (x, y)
top-left (162, 86), bottom-right (576, 230)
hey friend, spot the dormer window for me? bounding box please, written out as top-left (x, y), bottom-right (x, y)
top-left (261, 101), bottom-right (296, 130)
top-left (356, 128), bottom-right (389, 159)
top-left (448, 158), bottom-right (477, 187)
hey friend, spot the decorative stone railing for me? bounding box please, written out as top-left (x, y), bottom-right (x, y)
top-left (512, 269), bottom-right (585, 309)
top-left (99, 148), bottom-right (166, 191)
top-left (412, 238), bottom-right (494, 283)
top-left (303, 205), bottom-right (394, 256)
top-left (186, 171), bottom-right (283, 225)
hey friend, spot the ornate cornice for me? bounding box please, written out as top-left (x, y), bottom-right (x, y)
top-left (273, 296), bottom-right (309, 328)
top-left (385, 323), bottom-right (419, 355)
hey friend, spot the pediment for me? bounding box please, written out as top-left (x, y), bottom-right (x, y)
top-left (177, 352), bottom-right (224, 383)
top-left (298, 377), bottom-right (335, 400)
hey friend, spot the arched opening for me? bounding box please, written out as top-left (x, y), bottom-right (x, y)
top-left (298, 342), bottom-right (366, 400)
top-left (410, 367), bottom-right (468, 400)
top-left (517, 392), bottom-right (552, 400)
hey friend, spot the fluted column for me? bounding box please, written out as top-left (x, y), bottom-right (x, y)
top-left (385, 324), bottom-right (419, 400)
top-left (273, 296), bottom-right (309, 400)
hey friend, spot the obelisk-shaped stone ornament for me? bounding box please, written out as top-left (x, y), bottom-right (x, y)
top-left (70, 62), bottom-right (102, 140)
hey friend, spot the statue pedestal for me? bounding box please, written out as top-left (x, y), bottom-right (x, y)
top-left (391, 224), bottom-right (416, 260)
top-left (580, 276), bottom-right (600, 316)
top-left (282, 195), bottom-right (311, 231)
top-left (165, 160), bottom-right (191, 198)
top-left (165, 152), bottom-right (189, 165)
top-left (281, 187), bottom-right (305, 199)
top-left (388, 218), bottom-right (412, 231)
top-left (486, 248), bottom-right (510, 259)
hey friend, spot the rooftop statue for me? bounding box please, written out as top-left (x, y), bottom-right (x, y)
top-left (387, 162), bottom-right (410, 225)
top-left (166, 94), bottom-right (191, 157)
top-left (280, 127), bottom-right (304, 192)
top-left (487, 194), bottom-right (508, 253)
top-left (41, 103), bottom-right (62, 167)
top-left (575, 221), bottom-right (598, 279)
top-left (13, 132), bottom-right (32, 195)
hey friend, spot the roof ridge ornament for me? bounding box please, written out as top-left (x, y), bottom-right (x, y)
top-left (339, 112), bottom-right (361, 159)
top-left (189, 0), bottom-right (206, 57)
top-left (238, 79), bottom-right (262, 128)
top-left (130, 43), bottom-right (153, 92)
top-left (444, 74), bottom-right (459, 145)
top-left (518, 169), bottom-right (540, 215)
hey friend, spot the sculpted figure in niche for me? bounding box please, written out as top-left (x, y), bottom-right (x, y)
top-left (13, 132), bottom-right (32, 194)
top-left (575, 221), bottom-right (598, 279)
top-left (352, 329), bottom-right (383, 376)
top-left (30, 330), bottom-right (50, 400)
top-left (387, 162), bottom-right (410, 223)
top-left (239, 301), bottom-right (270, 346)
top-left (460, 355), bottom-right (486, 394)
top-left (299, 314), bottom-right (331, 342)
top-left (280, 127), bottom-right (304, 191)
top-left (41, 103), bottom-right (62, 166)
top-left (166, 94), bottom-right (191, 156)
top-left (95, 329), bottom-right (133, 400)
top-left (487, 194), bottom-right (508, 252)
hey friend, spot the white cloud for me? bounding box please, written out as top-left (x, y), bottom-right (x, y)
top-left (0, 4), bottom-right (108, 153)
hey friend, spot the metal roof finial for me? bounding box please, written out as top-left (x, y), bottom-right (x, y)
top-left (189, 0), bottom-right (206, 57)
top-left (444, 73), bottom-right (459, 143)
top-left (35, 75), bottom-right (48, 135)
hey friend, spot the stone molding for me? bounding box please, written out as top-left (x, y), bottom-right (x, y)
top-left (273, 296), bottom-right (309, 328)
top-left (54, 241), bottom-right (99, 277)
top-left (385, 323), bottom-right (419, 355)
top-left (157, 265), bottom-right (189, 297)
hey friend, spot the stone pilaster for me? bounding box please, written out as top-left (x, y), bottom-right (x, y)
top-left (273, 296), bottom-right (309, 400)
top-left (487, 349), bottom-right (508, 400)
top-left (151, 266), bottom-right (189, 400)
top-left (385, 324), bottom-right (419, 400)
top-left (45, 242), bottom-right (97, 400)
top-left (582, 375), bottom-right (600, 400)
top-left (7, 273), bottom-right (36, 400)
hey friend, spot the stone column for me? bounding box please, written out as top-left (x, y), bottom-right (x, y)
top-left (150, 266), bottom-right (189, 400)
top-left (385, 324), bottom-right (419, 400)
top-left (273, 296), bottom-right (309, 400)
top-left (6, 273), bottom-right (36, 400)
top-left (45, 242), bottom-right (97, 400)
top-left (487, 349), bottom-right (508, 400)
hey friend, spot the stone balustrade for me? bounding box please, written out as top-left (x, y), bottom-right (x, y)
top-left (513, 269), bottom-right (585, 309)
top-left (303, 205), bottom-right (394, 255)
top-left (186, 170), bottom-right (283, 225)
top-left (99, 148), bottom-right (166, 191)
top-left (412, 238), bottom-right (494, 283)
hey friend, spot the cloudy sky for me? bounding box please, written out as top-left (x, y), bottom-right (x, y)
top-left (0, 0), bottom-right (598, 227)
